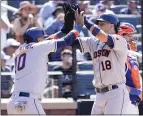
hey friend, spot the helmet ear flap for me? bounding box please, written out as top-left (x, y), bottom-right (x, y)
top-left (23, 34), bottom-right (29, 43)
top-left (95, 20), bottom-right (99, 25)
top-left (23, 33), bottom-right (34, 44)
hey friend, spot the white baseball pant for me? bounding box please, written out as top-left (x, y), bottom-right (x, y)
top-left (91, 83), bottom-right (131, 115)
top-left (7, 93), bottom-right (46, 116)
top-left (126, 103), bottom-right (139, 114)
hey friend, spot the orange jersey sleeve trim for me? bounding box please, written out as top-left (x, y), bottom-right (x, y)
top-left (126, 57), bottom-right (141, 89)
top-left (71, 30), bottom-right (79, 38)
top-left (89, 25), bottom-right (95, 33)
top-left (131, 66), bottom-right (141, 89)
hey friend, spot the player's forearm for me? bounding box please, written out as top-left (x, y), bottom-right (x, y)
top-left (56, 24), bottom-right (82, 49)
top-left (131, 66), bottom-right (141, 89)
top-left (48, 31), bottom-right (66, 40)
top-left (84, 17), bottom-right (108, 43)
top-left (55, 31), bottom-right (66, 38)
top-left (63, 24), bottom-right (82, 45)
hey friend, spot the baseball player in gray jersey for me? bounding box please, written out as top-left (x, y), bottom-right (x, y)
top-left (70, 4), bottom-right (131, 114)
top-left (81, 13), bottom-right (131, 114)
top-left (81, 15), bottom-right (131, 115)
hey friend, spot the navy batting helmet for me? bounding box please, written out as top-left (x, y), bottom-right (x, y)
top-left (96, 13), bottom-right (120, 33)
top-left (23, 27), bottom-right (48, 43)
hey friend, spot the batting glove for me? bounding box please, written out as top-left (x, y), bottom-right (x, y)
top-left (61, 2), bottom-right (75, 34)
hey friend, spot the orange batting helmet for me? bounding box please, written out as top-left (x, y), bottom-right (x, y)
top-left (119, 22), bottom-right (137, 51)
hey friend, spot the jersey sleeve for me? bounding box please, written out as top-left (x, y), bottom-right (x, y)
top-left (77, 37), bottom-right (92, 53)
top-left (108, 35), bottom-right (128, 52)
top-left (32, 40), bottom-right (57, 55)
top-left (126, 58), bottom-right (141, 89)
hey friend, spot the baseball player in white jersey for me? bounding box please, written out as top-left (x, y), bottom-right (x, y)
top-left (7, 6), bottom-right (84, 115)
top-left (70, 9), bottom-right (131, 114)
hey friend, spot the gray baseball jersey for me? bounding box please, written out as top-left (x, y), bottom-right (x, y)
top-left (78, 34), bottom-right (128, 88)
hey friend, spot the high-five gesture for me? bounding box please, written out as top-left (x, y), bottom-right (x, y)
top-left (61, 2), bottom-right (75, 34)
top-left (75, 9), bottom-right (84, 26)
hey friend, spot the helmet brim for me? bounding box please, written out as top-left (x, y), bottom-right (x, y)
top-left (95, 18), bottom-right (110, 24)
top-left (96, 18), bottom-right (106, 22)
top-left (44, 35), bottom-right (49, 38)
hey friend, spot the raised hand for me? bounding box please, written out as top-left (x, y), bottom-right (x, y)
top-left (61, 2), bottom-right (75, 34)
top-left (71, 3), bottom-right (81, 14)
top-left (75, 9), bottom-right (84, 26)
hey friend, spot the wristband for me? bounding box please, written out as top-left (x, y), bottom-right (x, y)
top-left (130, 88), bottom-right (141, 95)
top-left (84, 16), bottom-right (92, 29)
top-left (71, 30), bottom-right (79, 38)
top-left (74, 24), bottom-right (83, 33)
top-left (91, 25), bottom-right (100, 36)
top-left (84, 17), bottom-right (100, 36)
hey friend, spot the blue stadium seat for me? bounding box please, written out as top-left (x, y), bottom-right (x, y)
top-left (81, 27), bottom-right (89, 37)
top-left (117, 15), bottom-right (141, 27)
top-left (87, 14), bottom-right (141, 28)
top-left (76, 74), bottom-right (95, 96)
top-left (48, 62), bottom-right (62, 71)
top-left (109, 5), bottom-right (127, 14)
top-left (137, 41), bottom-right (142, 52)
top-left (136, 25), bottom-right (141, 33)
top-left (78, 62), bottom-right (93, 71)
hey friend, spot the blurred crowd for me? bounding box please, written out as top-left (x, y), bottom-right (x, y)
top-left (1, 0), bottom-right (142, 98)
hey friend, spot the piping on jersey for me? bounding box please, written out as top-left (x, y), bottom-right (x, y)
top-left (78, 38), bottom-right (84, 53)
top-left (120, 89), bottom-right (125, 114)
top-left (34, 99), bottom-right (40, 115)
top-left (97, 40), bottom-right (106, 87)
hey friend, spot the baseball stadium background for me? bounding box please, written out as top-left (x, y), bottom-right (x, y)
top-left (1, 0), bottom-right (143, 115)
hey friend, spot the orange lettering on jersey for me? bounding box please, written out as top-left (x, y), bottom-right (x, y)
top-left (94, 49), bottom-right (110, 58)
top-left (14, 44), bottom-right (33, 57)
top-left (14, 49), bottom-right (27, 58)
top-left (25, 44), bottom-right (33, 49)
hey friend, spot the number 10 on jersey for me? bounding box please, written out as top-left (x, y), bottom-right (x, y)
top-left (15, 53), bottom-right (26, 73)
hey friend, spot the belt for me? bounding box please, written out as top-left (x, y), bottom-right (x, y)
top-left (12, 92), bottom-right (41, 100)
top-left (96, 85), bottom-right (118, 93)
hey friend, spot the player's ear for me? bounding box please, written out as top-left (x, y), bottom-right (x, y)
top-left (37, 38), bottom-right (40, 42)
top-left (110, 24), bottom-right (114, 29)
top-left (37, 38), bottom-right (43, 42)
top-left (37, 37), bottom-right (45, 42)
top-left (110, 24), bottom-right (115, 33)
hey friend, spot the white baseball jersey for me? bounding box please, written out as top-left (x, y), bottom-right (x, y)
top-left (78, 34), bottom-right (128, 88)
top-left (12, 40), bottom-right (57, 98)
